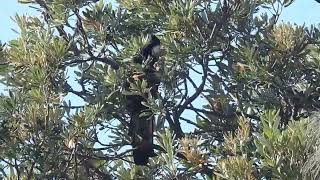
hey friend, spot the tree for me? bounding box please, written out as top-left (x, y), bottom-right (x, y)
top-left (0, 0), bottom-right (320, 179)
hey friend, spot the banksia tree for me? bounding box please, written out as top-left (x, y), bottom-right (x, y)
top-left (0, 0), bottom-right (320, 179)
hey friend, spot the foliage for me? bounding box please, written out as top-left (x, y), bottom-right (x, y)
top-left (0, 0), bottom-right (320, 179)
top-left (215, 110), bottom-right (320, 180)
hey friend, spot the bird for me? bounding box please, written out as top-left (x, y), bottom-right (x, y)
top-left (130, 115), bottom-right (156, 165)
top-left (133, 34), bottom-right (161, 66)
top-left (127, 34), bottom-right (161, 165)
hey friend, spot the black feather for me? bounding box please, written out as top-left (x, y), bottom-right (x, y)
top-left (141, 35), bottom-right (160, 59)
top-left (133, 35), bottom-right (160, 64)
top-left (127, 34), bottom-right (161, 166)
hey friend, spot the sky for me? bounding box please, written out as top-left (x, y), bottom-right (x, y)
top-left (0, 2), bottom-right (37, 42)
top-left (0, 0), bottom-right (320, 132)
top-left (279, 0), bottom-right (320, 24)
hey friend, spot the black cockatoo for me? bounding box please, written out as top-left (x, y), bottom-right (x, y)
top-left (127, 34), bottom-right (161, 165)
top-left (133, 34), bottom-right (161, 66)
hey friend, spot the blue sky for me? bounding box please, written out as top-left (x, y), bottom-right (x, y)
top-left (279, 0), bottom-right (320, 24)
top-left (0, 2), bottom-right (36, 42)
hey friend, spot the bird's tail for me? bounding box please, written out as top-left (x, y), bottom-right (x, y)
top-left (133, 139), bottom-right (156, 165)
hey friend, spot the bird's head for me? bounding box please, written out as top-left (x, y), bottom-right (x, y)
top-left (149, 34), bottom-right (161, 57)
